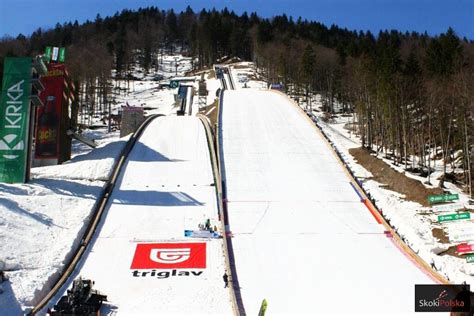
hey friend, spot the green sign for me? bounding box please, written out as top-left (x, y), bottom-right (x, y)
top-left (170, 80), bottom-right (178, 88)
top-left (44, 46), bottom-right (52, 62)
top-left (466, 255), bottom-right (474, 263)
top-left (58, 47), bottom-right (66, 63)
top-left (44, 46), bottom-right (66, 63)
top-left (428, 193), bottom-right (459, 204)
top-left (0, 57), bottom-right (32, 183)
top-left (438, 212), bottom-right (470, 222)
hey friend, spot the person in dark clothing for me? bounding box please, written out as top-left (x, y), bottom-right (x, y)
top-left (223, 272), bottom-right (229, 288)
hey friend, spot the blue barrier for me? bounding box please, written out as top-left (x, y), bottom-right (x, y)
top-left (349, 182), bottom-right (365, 202)
top-left (184, 230), bottom-right (221, 238)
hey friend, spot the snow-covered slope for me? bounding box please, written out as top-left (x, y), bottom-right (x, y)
top-left (220, 89), bottom-right (439, 315)
top-left (0, 132), bottom-right (125, 314)
top-left (45, 116), bottom-right (232, 315)
top-left (313, 109), bottom-right (474, 286)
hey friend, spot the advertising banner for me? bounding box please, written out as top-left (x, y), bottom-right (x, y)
top-left (270, 83), bottom-right (284, 90)
top-left (428, 193), bottom-right (459, 204)
top-left (52, 47), bottom-right (59, 62)
top-left (184, 230), bottom-right (221, 238)
top-left (438, 212), bottom-right (470, 223)
top-left (130, 242), bottom-right (206, 269)
top-left (58, 47), bottom-right (66, 63)
top-left (466, 254), bottom-right (474, 263)
top-left (44, 46), bottom-right (66, 63)
top-left (456, 244), bottom-right (474, 255)
top-left (432, 202), bottom-right (464, 213)
top-left (449, 232), bottom-right (474, 243)
top-left (44, 47), bottom-right (52, 62)
top-left (35, 65), bottom-right (64, 159)
top-left (0, 57), bottom-right (32, 183)
top-left (447, 226), bottom-right (474, 243)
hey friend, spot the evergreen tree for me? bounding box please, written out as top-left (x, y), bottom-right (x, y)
top-left (301, 44), bottom-right (316, 108)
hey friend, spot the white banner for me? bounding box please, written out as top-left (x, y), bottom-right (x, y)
top-left (52, 47), bottom-right (59, 62)
top-left (432, 203), bottom-right (464, 213)
top-left (448, 226), bottom-right (474, 243)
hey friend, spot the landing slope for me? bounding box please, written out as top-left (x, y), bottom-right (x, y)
top-left (47, 116), bottom-right (232, 315)
top-left (220, 89), bottom-right (436, 315)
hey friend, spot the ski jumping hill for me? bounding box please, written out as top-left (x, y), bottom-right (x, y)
top-left (45, 116), bottom-right (232, 315)
top-left (220, 89), bottom-right (438, 315)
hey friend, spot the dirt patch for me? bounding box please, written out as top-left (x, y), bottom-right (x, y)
top-left (349, 147), bottom-right (444, 207)
top-left (248, 74), bottom-right (261, 81)
top-left (221, 57), bottom-right (241, 64)
top-left (199, 98), bottom-right (219, 127)
top-left (207, 70), bottom-right (216, 79)
top-left (232, 64), bottom-right (251, 69)
top-left (432, 227), bottom-right (450, 244)
top-left (438, 245), bottom-right (464, 258)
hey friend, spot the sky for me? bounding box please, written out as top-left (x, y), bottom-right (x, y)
top-left (0, 0), bottom-right (472, 39)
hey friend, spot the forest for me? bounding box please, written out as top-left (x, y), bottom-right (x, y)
top-left (0, 6), bottom-right (472, 195)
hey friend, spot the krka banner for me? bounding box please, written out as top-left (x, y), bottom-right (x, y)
top-left (0, 57), bottom-right (32, 182)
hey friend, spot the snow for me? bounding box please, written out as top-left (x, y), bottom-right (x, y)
top-left (105, 55), bottom-right (221, 119)
top-left (0, 53), bottom-right (223, 314)
top-left (229, 63), bottom-right (267, 90)
top-left (310, 105), bottom-right (474, 286)
top-left (33, 133), bottom-right (128, 181)
top-left (44, 116), bottom-right (232, 315)
top-left (0, 129), bottom-right (123, 314)
top-left (108, 77), bottom-right (178, 119)
top-left (0, 53), bottom-right (231, 314)
top-left (1, 53), bottom-right (468, 315)
top-left (154, 55), bottom-right (194, 79)
top-left (80, 54), bottom-right (195, 126)
top-left (220, 89), bottom-right (439, 315)
top-left (204, 73), bottom-right (221, 105)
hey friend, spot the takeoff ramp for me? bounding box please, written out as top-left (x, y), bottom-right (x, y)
top-left (219, 90), bottom-right (438, 315)
top-left (46, 116), bottom-right (232, 315)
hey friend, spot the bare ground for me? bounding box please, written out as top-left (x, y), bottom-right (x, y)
top-left (349, 147), bottom-right (444, 207)
top-left (432, 227), bottom-right (450, 244)
top-left (348, 148), bottom-right (474, 254)
top-left (199, 98), bottom-right (219, 127)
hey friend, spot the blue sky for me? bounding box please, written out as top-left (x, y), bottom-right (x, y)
top-left (0, 0), bottom-right (472, 39)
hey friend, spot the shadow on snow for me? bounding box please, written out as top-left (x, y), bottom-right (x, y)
top-left (112, 190), bottom-right (204, 206)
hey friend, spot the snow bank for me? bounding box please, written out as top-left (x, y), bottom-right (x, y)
top-left (0, 129), bottom-right (124, 312)
top-left (32, 133), bottom-right (129, 181)
top-left (0, 178), bottom-right (104, 311)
